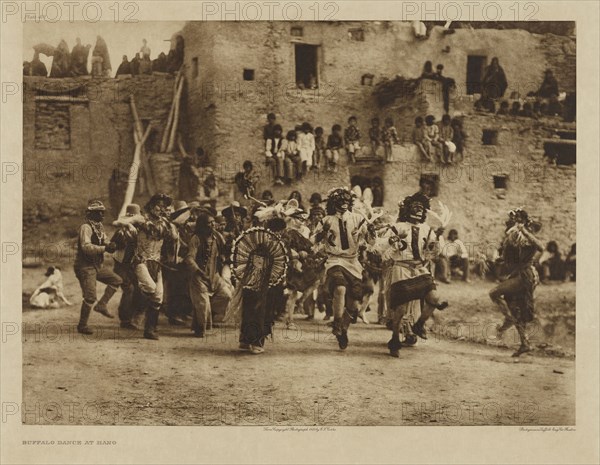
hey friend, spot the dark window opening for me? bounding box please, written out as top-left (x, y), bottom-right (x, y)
top-left (295, 43), bottom-right (319, 89)
top-left (350, 174), bottom-right (384, 207)
top-left (493, 175), bottom-right (508, 189)
top-left (291, 26), bottom-right (303, 37)
top-left (466, 55), bottom-right (487, 95)
top-left (482, 129), bottom-right (499, 145)
top-left (420, 173), bottom-right (440, 197)
top-left (243, 68), bottom-right (255, 81)
top-left (349, 28), bottom-right (365, 41)
top-left (361, 73), bottom-right (374, 86)
top-left (192, 57), bottom-right (199, 78)
top-left (544, 141), bottom-right (576, 165)
top-left (554, 130), bottom-right (576, 140)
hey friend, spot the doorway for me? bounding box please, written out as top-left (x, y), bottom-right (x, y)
top-left (295, 44), bottom-right (319, 89)
top-left (350, 172), bottom-right (384, 207)
top-left (466, 55), bottom-right (487, 95)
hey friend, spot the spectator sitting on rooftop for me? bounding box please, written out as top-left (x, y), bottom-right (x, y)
top-left (536, 69), bottom-right (559, 99)
top-left (115, 55), bottom-right (131, 77)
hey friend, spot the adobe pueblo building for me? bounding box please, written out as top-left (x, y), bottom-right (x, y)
top-left (23, 21), bottom-right (576, 251)
top-left (179, 21), bottom-right (575, 248)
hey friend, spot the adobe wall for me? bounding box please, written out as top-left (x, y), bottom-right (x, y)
top-left (180, 21), bottom-right (575, 208)
top-left (381, 112), bottom-right (576, 254)
top-left (23, 75), bottom-right (175, 224)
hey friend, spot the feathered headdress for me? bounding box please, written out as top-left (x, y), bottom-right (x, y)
top-left (505, 207), bottom-right (541, 237)
top-left (253, 199), bottom-right (308, 223)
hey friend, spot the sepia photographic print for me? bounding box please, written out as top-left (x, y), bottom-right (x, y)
top-left (1, 1), bottom-right (599, 464)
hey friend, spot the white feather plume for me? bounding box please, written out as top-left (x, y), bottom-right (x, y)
top-left (427, 200), bottom-right (453, 227)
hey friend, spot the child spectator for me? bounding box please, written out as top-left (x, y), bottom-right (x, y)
top-left (368, 117), bottom-right (381, 159)
top-left (263, 113), bottom-right (277, 140)
top-left (297, 122), bottom-right (315, 175)
top-left (451, 117), bottom-right (467, 161)
top-left (425, 114), bottom-right (441, 161)
top-left (509, 101), bottom-right (521, 116)
top-left (344, 116), bottom-right (361, 164)
top-left (288, 190), bottom-right (305, 211)
top-left (265, 124), bottom-right (285, 185)
top-left (326, 124), bottom-right (343, 172)
top-left (234, 160), bottom-right (259, 204)
top-left (412, 116), bottom-right (432, 162)
top-left (250, 190), bottom-right (274, 221)
top-left (261, 190), bottom-right (275, 206)
top-left (308, 192), bottom-right (325, 232)
top-left (313, 126), bottom-right (325, 170)
top-left (438, 114), bottom-right (455, 164)
top-left (309, 192), bottom-right (322, 211)
top-left (496, 101), bottom-right (510, 115)
top-left (381, 117), bottom-right (399, 163)
top-left (199, 168), bottom-right (219, 210)
top-left (284, 130), bottom-right (302, 182)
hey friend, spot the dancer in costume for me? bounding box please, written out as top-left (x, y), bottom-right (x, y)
top-left (232, 222), bottom-right (289, 354)
top-left (311, 188), bottom-right (376, 350)
top-left (489, 208), bottom-right (543, 357)
top-left (375, 193), bottom-right (449, 357)
top-left (113, 194), bottom-right (178, 340)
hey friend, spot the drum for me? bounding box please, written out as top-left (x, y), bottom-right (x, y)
top-left (231, 227), bottom-right (288, 291)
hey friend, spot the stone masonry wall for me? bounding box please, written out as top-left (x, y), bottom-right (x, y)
top-left (23, 75), bottom-right (175, 223)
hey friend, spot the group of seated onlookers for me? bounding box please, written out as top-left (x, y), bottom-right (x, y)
top-left (494, 97), bottom-right (564, 119)
top-left (24, 36), bottom-right (184, 79)
top-left (262, 113), bottom-right (403, 185)
top-left (115, 37), bottom-right (184, 77)
top-left (261, 111), bottom-right (469, 181)
top-left (431, 231), bottom-right (576, 285)
top-left (412, 114), bottom-right (467, 164)
top-left (475, 68), bottom-right (572, 121)
top-left (536, 241), bottom-right (576, 284)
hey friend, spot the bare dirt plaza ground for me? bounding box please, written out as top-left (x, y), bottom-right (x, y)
top-left (21, 265), bottom-right (575, 426)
